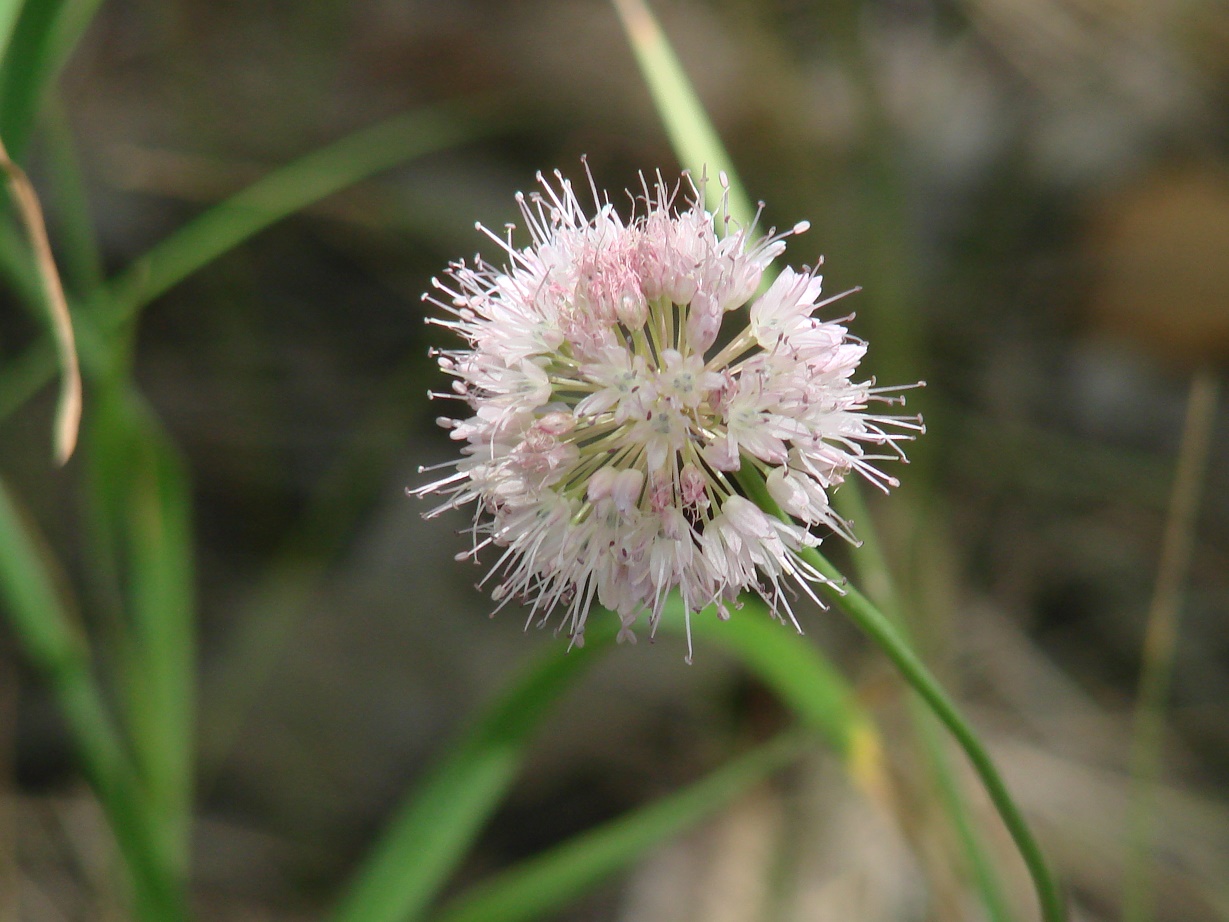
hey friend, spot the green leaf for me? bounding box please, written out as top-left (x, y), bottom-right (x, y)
top-left (329, 623), bottom-right (618, 922)
top-left (42, 95), bottom-right (106, 297)
top-left (610, 0), bottom-right (753, 223)
top-left (0, 102), bottom-right (496, 428)
top-left (86, 387), bottom-right (197, 877)
top-left (0, 0), bottom-right (104, 160)
top-left (103, 104), bottom-right (495, 327)
top-left (0, 474), bottom-right (187, 921)
top-left (430, 729), bottom-right (809, 922)
top-left (0, 0), bottom-right (25, 71)
top-left (659, 596), bottom-right (889, 806)
top-left (0, 469), bottom-right (82, 670)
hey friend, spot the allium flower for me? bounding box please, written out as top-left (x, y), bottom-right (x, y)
top-left (415, 165), bottom-right (921, 660)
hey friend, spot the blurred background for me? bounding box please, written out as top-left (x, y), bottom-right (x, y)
top-left (2, 0), bottom-right (1227, 919)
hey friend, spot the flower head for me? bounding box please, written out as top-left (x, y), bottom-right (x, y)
top-left (415, 165), bottom-right (921, 660)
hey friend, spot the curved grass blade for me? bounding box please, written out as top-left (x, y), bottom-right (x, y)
top-left (329, 622), bottom-right (618, 922)
top-left (737, 468), bottom-right (1066, 922)
top-left (430, 729), bottom-right (809, 922)
top-left (836, 482), bottom-right (1014, 922)
top-left (825, 558), bottom-right (1064, 921)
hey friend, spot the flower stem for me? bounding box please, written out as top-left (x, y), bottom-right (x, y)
top-left (832, 574), bottom-right (1065, 922)
top-left (737, 469), bottom-right (1066, 922)
top-left (836, 484), bottom-right (1015, 922)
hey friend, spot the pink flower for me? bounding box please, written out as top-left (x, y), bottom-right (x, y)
top-left (415, 164), bottom-right (921, 660)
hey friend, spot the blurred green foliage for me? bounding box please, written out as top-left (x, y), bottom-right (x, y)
top-left (1, 1), bottom-right (1226, 920)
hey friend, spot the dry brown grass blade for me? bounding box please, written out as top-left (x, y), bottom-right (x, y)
top-left (0, 134), bottom-right (81, 465)
top-left (1124, 368), bottom-right (1220, 921)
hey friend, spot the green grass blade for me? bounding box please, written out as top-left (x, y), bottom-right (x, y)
top-left (329, 622), bottom-right (618, 922)
top-left (129, 418), bottom-right (195, 878)
top-left (0, 0), bottom-right (65, 155)
top-left (825, 559), bottom-right (1064, 922)
top-left (0, 103), bottom-right (496, 429)
top-left (610, 0), bottom-right (752, 222)
top-left (0, 0), bottom-right (104, 161)
top-left (430, 729), bottom-right (809, 922)
top-left (660, 596), bottom-right (890, 807)
top-left (42, 93), bottom-right (106, 297)
top-left (0, 0), bottom-right (25, 70)
top-left (0, 475), bottom-right (82, 672)
top-left (0, 207), bottom-right (40, 301)
top-left (103, 104), bottom-right (494, 326)
top-left (87, 387), bottom-right (197, 878)
top-left (0, 336), bottom-right (54, 423)
top-left (0, 474), bottom-right (186, 920)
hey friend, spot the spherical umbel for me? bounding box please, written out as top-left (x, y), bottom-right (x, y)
top-left (412, 165), bottom-right (922, 661)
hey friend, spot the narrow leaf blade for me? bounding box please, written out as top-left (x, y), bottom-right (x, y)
top-left (329, 624), bottom-right (617, 922)
top-left (431, 730), bottom-right (809, 922)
